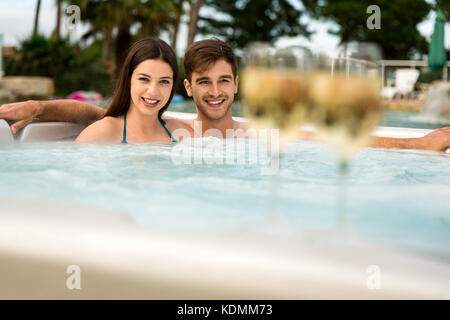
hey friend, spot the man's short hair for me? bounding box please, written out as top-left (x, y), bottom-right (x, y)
top-left (183, 38), bottom-right (238, 82)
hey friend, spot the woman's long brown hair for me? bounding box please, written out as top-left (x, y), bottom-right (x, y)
top-left (105, 37), bottom-right (178, 118)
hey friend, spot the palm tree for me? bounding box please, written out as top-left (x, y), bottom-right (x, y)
top-left (70, 0), bottom-right (178, 76)
top-left (54, 0), bottom-right (62, 40)
top-left (33, 0), bottom-right (42, 36)
top-left (71, 0), bottom-right (119, 69)
top-left (187, 0), bottom-right (204, 46)
top-left (170, 0), bottom-right (185, 50)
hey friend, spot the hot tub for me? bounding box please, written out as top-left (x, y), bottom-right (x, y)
top-left (0, 112), bottom-right (449, 299)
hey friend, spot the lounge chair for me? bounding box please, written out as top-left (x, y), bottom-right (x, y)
top-left (381, 68), bottom-right (420, 100)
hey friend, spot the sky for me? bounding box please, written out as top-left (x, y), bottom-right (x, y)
top-left (0, 0), bottom-right (448, 58)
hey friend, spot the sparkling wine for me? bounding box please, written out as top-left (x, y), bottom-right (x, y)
top-left (308, 72), bottom-right (382, 160)
top-left (242, 67), bottom-right (309, 141)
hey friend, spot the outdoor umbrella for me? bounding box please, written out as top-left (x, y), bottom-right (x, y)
top-left (428, 10), bottom-right (447, 71)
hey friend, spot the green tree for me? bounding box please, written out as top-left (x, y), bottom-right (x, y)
top-left (5, 35), bottom-right (111, 97)
top-left (302, 0), bottom-right (432, 59)
top-left (197, 0), bottom-right (311, 49)
top-left (69, 0), bottom-right (178, 76)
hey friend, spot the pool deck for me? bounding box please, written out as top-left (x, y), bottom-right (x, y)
top-left (1, 196), bottom-right (449, 299)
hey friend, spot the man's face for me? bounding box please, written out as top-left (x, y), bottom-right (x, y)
top-left (184, 59), bottom-right (239, 121)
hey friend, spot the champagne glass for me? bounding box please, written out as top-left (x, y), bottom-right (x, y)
top-left (242, 43), bottom-right (312, 143)
top-left (241, 43), bottom-right (312, 227)
top-left (308, 43), bottom-right (383, 229)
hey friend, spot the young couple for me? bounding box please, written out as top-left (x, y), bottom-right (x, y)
top-left (1, 37), bottom-right (450, 151)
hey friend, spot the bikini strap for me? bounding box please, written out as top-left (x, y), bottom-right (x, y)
top-left (158, 114), bottom-right (177, 142)
top-left (121, 113), bottom-right (127, 144)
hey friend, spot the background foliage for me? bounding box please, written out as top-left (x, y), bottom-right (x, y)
top-left (302, 0), bottom-right (432, 59)
top-left (197, 0), bottom-right (311, 49)
top-left (4, 0), bottom-right (444, 98)
top-left (5, 35), bottom-right (111, 97)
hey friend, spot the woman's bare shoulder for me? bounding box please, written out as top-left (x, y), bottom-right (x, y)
top-left (75, 116), bottom-right (123, 143)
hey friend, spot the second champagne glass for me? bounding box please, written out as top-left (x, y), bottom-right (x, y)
top-left (308, 43), bottom-right (383, 229)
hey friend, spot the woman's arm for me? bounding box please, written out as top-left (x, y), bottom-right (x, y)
top-left (0, 99), bottom-right (106, 134)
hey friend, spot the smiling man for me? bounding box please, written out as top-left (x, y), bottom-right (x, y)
top-left (180, 38), bottom-right (246, 137)
top-left (0, 38), bottom-right (450, 151)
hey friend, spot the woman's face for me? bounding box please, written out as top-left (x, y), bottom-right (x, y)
top-left (129, 59), bottom-right (174, 116)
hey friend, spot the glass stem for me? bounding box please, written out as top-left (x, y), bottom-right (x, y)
top-left (269, 147), bottom-right (280, 221)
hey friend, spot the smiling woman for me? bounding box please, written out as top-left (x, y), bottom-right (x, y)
top-left (75, 37), bottom-right (179, 143)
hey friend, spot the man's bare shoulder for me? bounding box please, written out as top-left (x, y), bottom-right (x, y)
top-left (233, 120), bottom-right (249, 130)
top-left (76, 116), bottom-right (123, 143)
top-left (163, 115), bottom-right (193, 132)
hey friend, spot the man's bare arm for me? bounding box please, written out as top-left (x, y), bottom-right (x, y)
top-left (369, 137), bottom-right (421, 149)
top-left (0, 99), bottom-right (106, 134)
top-left (297, 126), bottom-right (450, 152)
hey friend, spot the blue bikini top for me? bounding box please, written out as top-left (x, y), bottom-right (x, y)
top-left (121, 113), bottom-right (177, 144)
